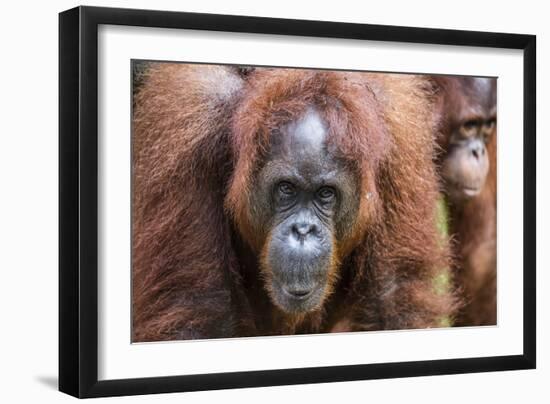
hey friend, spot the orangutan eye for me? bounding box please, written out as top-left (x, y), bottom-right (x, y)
top-left (317, 186), bottom-right (336, 201)
top-left (462, 120), bottom-right (480, 134)
top-left (483, 118), bottom-right (496, 131)
top-left (278, 181), bottom-right (296, 196)
top-left (464, 120), bottom-right (478, 129)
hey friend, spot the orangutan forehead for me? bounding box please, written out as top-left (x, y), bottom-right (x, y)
top-left (262, 108), bottom-right (351, 189)
top-left (269, 107), bottom-right (329, 160)
top-left (461, 77), bottom-right (496, 111)
top-left (472, 77), bottom-right (492, 92)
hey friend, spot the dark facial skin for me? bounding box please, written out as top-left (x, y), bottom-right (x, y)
top-left (249, 108), bottom-right (359, 314)
top-left (442, 77), bottom-right (496, 202)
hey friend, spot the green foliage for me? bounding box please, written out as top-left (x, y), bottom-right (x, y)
top-left (436, 196), bottom-right (449, 242)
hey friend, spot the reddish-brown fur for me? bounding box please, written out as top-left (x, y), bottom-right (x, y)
top-left (432, 77), bottom-right (497, 326)
top-left (447, 132), bottom-right (497, 326)
top-left (132, 63), bottom-right (458, 342)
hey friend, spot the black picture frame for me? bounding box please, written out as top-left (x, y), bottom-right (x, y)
top-left (59, 5), bottom-right (536, 399)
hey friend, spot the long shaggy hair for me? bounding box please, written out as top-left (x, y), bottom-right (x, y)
top-left (132, 63), bottom-right (458, 342)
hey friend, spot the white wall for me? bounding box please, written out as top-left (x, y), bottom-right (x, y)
top-left (0, 1), bottom-right (546, 402)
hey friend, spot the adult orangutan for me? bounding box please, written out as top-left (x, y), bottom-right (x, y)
top-left (431, 76), bottom-right (497, 326)
top-left (131, 63), bottom-right (457, 342)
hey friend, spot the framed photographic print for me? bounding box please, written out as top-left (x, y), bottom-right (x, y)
top-left (59, 6), bottom-right (536, 398)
